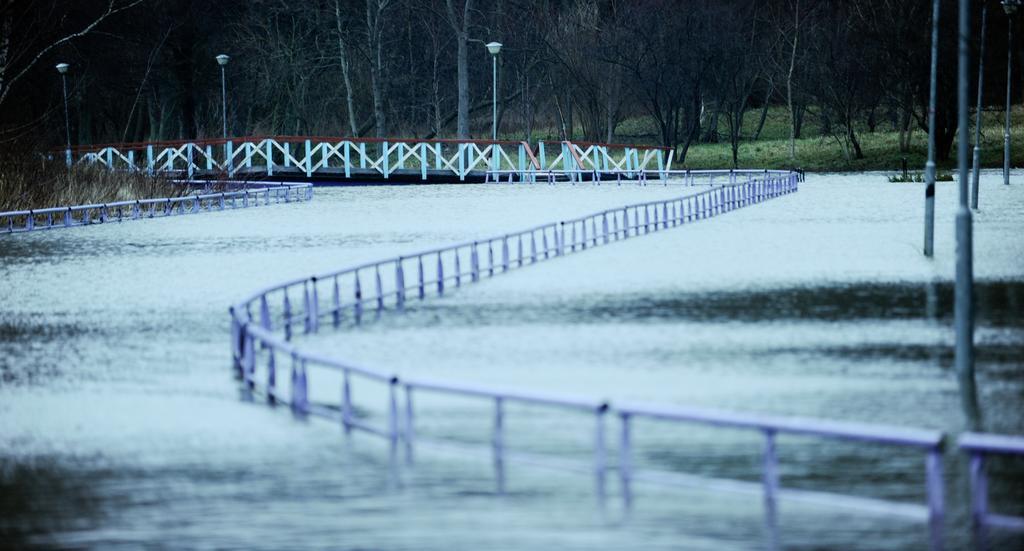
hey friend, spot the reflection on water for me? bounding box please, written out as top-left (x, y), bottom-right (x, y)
top-left (0, 174), bottom-right (1022, 549)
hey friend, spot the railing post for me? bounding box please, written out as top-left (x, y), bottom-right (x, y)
top-left (375, 266), bottom-right (384, 311)
top-left (762, 429), bottom-right (781, 550)
top-left (309, 277), bottom-right (320, 333)
top-left (332, 276), bottom-right (342, 328)
top-left (290, 355), bottom-right (308, 415)
top-left (302, 140), bottom-right (313, 178)
top-left (404, 384), bottom-right (415, 465)
top-left (602, 212), bottom-right (610, 244)
top-left (436, 253), bottom-right (445, 295)
top-left (619, 413), bottom-right (633, 512)
top-left (266, 347), bottom-right (276, 402)
top-left (388, 377), bottom-right (399, 466)
top-left (266, 140), bottom-right (274, 176)
top-left (594, 403), bottom-right (608, 505)
top-left (395, 258), bottom-right (406, 310)
top-left (187, 143), bottom-right (194, 179)
top-left (417, 255), bottom-right (425, 299)
top-left (226, 141), bottom-right (235, 177)
top-left (488, 240), bottom-right (495, 276)
top-left (341, 369), bottom-right (353, 433)
top-left (146, 145), bottom-right (154, 176)
top-left (454, 250), bottom-right (462, 288)
top-left (282, 290), bottom-right (293, 341)
top-left (530, 231), bottom-right (538, 263)
top-left (493, 396), bottom-right (506, 495)
top-left (969, 452), bottom-right (988, 550)
top-left (501, 236), bottom-right (510, 271)
top-left (420, 142), bottom-right (428, 180)
top-left (538, 141), bottom-right (547, 169)
top-left (926, 446), bottom-right (945, 551)
top-left (458, 143), bottom-right (466, 181)
top-left (517, 234), bottom-right (524, 267)
top-left (471, 242), bottom-right (480, 282)
top-left (558, 222), bottom-right (566, 256)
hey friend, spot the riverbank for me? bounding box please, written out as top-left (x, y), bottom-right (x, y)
top-left (537, 105), bottom-right (1024, 173)
top-left (0, 150), bottom-right (184, 212)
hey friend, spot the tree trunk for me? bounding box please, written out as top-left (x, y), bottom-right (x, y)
top-left (786, 1), bottom-right (800, 160)
top-left (366, 0), bottom-right (387, 138)
top-left (848, 124), bottom-right (864, 159)
top-left (753, 84), bottom-right (772, 141)
top-left (447, 0), bottom-right (473, 139)
top-left (335, 0), bottom-right (358, 135)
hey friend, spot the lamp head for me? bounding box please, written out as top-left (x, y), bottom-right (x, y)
top-left (485, 42), bottom-right (503, 56)
top-left (55, 63), bottom-right (69, 75)
top-left (1004, 0), bottom-right (1021, 15)
top-left (216, 54), bottom-right (230, 66)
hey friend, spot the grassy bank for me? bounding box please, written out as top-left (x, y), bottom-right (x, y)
top-left (536, 105), bottom-right (1024, 173)
top-left (0, 149), bottom-right (185, 212)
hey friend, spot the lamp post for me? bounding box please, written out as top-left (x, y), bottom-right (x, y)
top-left (957, 0), bottom-right (981, 432)
top-left (56, 63), bottom-right (71, 167)
top-left (485, 42), bottom-right (502, 141)
top-left (216, 54), bottom-right (230, 139)
top-left (924, 0), bottom-right (940, 257)
top-left (1002, 0), bottom-right (1020, 186)
top-left (972, 2), bottom-right (988, 209)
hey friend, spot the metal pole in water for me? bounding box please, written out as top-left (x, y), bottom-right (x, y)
top-left (972, 3), bottom-right (989, 209)
top-left (957, 0), bottom-right (982, 431)
top-left (924, 0), bottom-right (941, 257)
top-left (1003, 1), bottom-right (1018, 186)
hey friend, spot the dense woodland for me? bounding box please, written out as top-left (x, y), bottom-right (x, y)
top-left (0, 0), bottom-right (1021, 166)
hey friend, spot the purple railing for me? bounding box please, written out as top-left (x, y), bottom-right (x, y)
top-left (1, 182), bottom-right (313, 234)
top-left (226, 171), bottom-right (991, 549)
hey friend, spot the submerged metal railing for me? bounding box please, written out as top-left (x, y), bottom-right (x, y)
top-left (959, 432), bottom-right (1024, 547)
top-left (227, 170), bottom-right (992, 548)
top-left (1, 183), bottom-right (313, 234)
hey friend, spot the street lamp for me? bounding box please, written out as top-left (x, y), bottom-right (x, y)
top-left (486, 42), bottom-right (502, 141)
top-left (924, 0), bottom-right (940, 257)
top-left (216, 54), bottom-right (230, 139)
top-left (56, 62), bottom-right (71, 167)
top-left (971, 2), bottom-right (988, 209)
top-left (1001, 0), bottom-right (1020, 186)
top-left (956, 0), bottom-right (981, 431)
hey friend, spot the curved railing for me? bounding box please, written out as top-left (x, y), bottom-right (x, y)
top-left (1, 183), bottom-right (313, 234)
top-left (229, 170), bottom-right (954, 548)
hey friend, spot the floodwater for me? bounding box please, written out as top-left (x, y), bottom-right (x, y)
top-left (1, 172), bottom-right (1022, 549)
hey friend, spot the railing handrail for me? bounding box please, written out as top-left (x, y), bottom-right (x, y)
top-left (616, 402), bottom-right (944, 449)
top-left (230, 177), bottom-right (770, 307)
top-left (61, 136), bottom-right (681, 155)
top-left (959, 432), bottom-right (1024, 454)
top-left (0, 183), bottom-right (310, 219)
top-left (2, 183), bottom-right (314, 234)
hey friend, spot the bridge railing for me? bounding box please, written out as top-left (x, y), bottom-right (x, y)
top-left (959, 432), bottom-right (1024, 546)
top-left (1, 183), bottom-right (312, 234)
top-left (63, 137), bottom-right (686, 182)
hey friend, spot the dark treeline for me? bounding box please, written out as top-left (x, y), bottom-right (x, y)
top-left (0, 0), bottom-right (1019, 165)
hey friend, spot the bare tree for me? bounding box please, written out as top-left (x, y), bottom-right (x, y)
top-left (0, 0), bottom-right (143, 108)
top-left (445, 0), bottom-right (473, 138)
